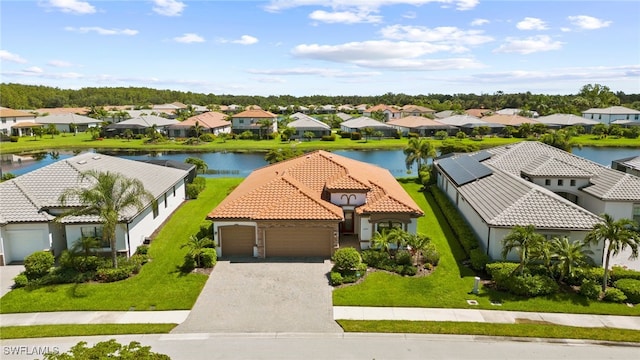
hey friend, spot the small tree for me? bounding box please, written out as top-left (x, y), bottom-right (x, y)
top-left (551, 236), bottom-right (593, 283)
top-left (501, 225), bottom-right (545, 276)
top-left (123, 128), bottom-right (134, 141)
top-left (303, 131), bottom-right (314, 141)
top-left (185, 157), bottom-right (208, 174)
top-left (182, 234), bottom-right (215, 268)
top-left (69, 122), bottom-right (78, 136)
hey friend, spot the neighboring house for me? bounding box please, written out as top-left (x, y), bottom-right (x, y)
top-left (208, 150), bottom-right (424, 258)
top-left (400, 105), bottom-right (436, 117)
top-left (317, 105), bottom-right (336, 114)
top-left (335, 112), bottom-right (353, 121)
top-left (339, 117), bottom-right (397, 137)
top-left (286, 113), bottom-right (331, 139)
top-left (35, 113), bottom-right (101, 133)
top-left (612, 156), bottom-right (640, 177)
top-left (536, 114), bottom-right (599, 131)
top-left (363, 104), bottom-right (402, 121)
top-left (337, 105), bottom-right (355, 112)
top-left (465, 108), bottom-right (493, 118)
top-left (34, 107), bottom-right (91, 116)
top-left (0, 153), bottom-right (193, 265)
top-left (434, 110), bottom-right (454, 119)
top-left (480, 114), bottom-right (539, 127)
top-left (387, 116), bottom-right (455, 137)
top-left (231, 109), bottom-right (278, 136)
top-left (582, 106), bottom-right (640, 124)
top-left (495, 108), bottom-right (539, 118)
top-left (435, 114), bottom-right (502, 134)
top-left (0, 107), bottom-right (38, 136)
top-left (433, 141), bottom-right (640, 270)
top-left (167, 111), bottom-right (231, 138)
top-left (104, 116), bottom-right (179, 137)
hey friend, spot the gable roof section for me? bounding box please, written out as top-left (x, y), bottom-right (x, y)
top-left (536, 114), bottom-right (599, 126)
top-left (171, 111), bottom-right (230, 129)
top-left (36, 113), bottom-right (101, 125)
top-left (208, 150), bottom-right (423, 221)
top-left (232, 109), bottom-right (277, 118)
top-left (0, 107), bottom-right (35, 118)
top-left (582, 106), bottom-right (640, 115)
top-left (340, 117), bottom-right (394, 129)
top-left (481, 114), bottom-right (538, 126)
top-left (387, 116), bottom-right (451, 129)
top-left (288, 114), bottom-right (330, 129)
top-left (110, 116), bottom-right (178, 127)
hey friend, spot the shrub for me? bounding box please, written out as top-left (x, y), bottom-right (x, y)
top-left (135, 245), bottom-right (149, 255)
top-left (407, 132), bottom-right (420, 138)
top-left (321, 134), bottom-right (336, 141)
top-left (330, 271), bottom-right (344, 285)
top-left (10, 136), bottom-right (19, 142)
top-left (394, 250), bottom-right (412, 266)
top-left (399, 265), bottom-right (417, 276)
top-left (580, 279), bottom-right (602, 300)
top-left (500, 274), bottom-right (558, 297)
top-left (239, 130), bottom-right (254, 139)
top-left (199, 133), bottom-right (214, 142)
top-left (470, 248), bottom-right (490, 271)
top-left (13, 273), bottom-right (29, 288)
top-left (613, 278), bottom-right (640, 303)
top-left (332, 247), bottom-right (362, 273)
top-left (423, 243), bottom-right (440, 266)
top-left (603, 288), bottom-right (628, 303)
top-left (59, 251), bottom-right (101, 273)
top-left (434, 130), bottom-right (448, 140)
top-left (186, 184), bottom-right (200, 199)
top-left (361, 249), bottom-right (390, 268)
top-left (180, 254), bottom-right (196, 273)
top-left (350, 132), bottom-right (362, 140)
top-left (197, 221), bottom-right (214, 240)
top-left (95, 266), bottom-right (134, 282)
top-left (193, 177), bottom-right (206, 191)
top-left (610, 266), bottom-right (640, 282)
top-left (201, 248), bottom-right (217, 268)
top-left (24, 251), bottom-right (55, 280)
top-left (430, 186), bottom-right (479, 257)
top-left (571, 266), bottom-right (605, 286)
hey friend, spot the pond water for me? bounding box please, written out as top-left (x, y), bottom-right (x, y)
top-left (2, 146), bottom-right (638, 178)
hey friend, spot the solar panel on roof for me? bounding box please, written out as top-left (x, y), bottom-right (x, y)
top-left (470, 150), bottom-right (492, 162)
top-left (438, 155), bottom-right (493, 186)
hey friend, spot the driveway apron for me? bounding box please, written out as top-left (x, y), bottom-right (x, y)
top-left (172, 260), bottom-right (342, 333)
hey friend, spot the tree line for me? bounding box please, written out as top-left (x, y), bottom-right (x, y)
top-left (1, 83), bottom-right (639, 116)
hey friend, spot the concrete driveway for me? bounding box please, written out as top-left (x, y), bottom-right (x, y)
top-left (172, 259), bottom-right (342, 333)
top-left (0, 265), bottom-right (24, 298)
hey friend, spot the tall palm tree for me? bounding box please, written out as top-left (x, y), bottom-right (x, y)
top-left (584, 214), bottom-right (640, 291)
top-left (403, 138), bottom-right (436, 173)
top-left (551, 236), bottom-right (593, 283)
top-left (257, 118), bottom-right (273, 139)
top-left (501, 225), bottom-right (545, 276)
top-left (59, 170), bottom-right (153, 268)
top-left (191, 121), bottom-right (204, 140)
top-left (185, 157), bottom-right (208, 174)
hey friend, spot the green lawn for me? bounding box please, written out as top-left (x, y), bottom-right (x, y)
top-left (0, 324), bottom-right (176, 340)
top-left (0, 178), bottom-right (243, 313)
top-left (333, 181), bottom-right (640, 316)
top-left (338, 320), bottom-right (640, 343)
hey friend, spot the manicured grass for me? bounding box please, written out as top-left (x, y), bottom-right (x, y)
top-left (0, 324), bottom-right (176, 339)
top-left (333, 181), bottom-right (640, 316)
top-left (0, 178), bottom-right (243, 313)
top-left (337, 320), bottom-right (640, 343)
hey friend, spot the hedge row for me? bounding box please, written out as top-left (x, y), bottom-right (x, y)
top-left (429, 185), bottom-right (480, 257)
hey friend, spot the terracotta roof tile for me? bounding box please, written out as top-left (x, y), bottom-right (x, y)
top-left (232, 109), bottom-right (277, 118)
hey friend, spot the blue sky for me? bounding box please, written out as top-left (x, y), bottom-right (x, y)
top-left (1, 0), bottom-right (638, 96)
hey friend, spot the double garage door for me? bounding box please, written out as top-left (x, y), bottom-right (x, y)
top-left (219, 225), bottom-right (332, 258)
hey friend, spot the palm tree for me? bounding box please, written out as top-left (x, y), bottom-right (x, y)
top-left (123, 128), bottom-right (134, 141)
top-left (58, 170), bottom-right (153, 268)
top-left (185, 157), bottom-right (208, 174)
top-left (584, 214), bottom-right (640, 291)
top-left (501, 225), bottom-right (545, 276)
top-left (403, 138), bottom-right (436, 173)
top-left (551, 236), bottom-right (593, 283)
top-left (371, 231), bottom-right (392, 256)
top-left (191, 121), bottom-right (204, 140)
top-left (70, 236), bottom-right (101, 259)
top-left (181, 234), bottom-right (214, 268)
top-left (257, 118), bottom-right (273, 139)
top-left (406, 233), bottom-right (431, 266)
top-left (46, 124), bottom-right (57, 138)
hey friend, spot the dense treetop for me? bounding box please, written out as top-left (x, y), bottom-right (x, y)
top-left (1, 83), bottom-right (638, 116)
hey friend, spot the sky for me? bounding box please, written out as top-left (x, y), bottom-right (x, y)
top-left (1, 0), bottom-right (639, 97)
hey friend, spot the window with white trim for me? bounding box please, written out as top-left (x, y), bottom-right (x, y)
top-left (81, 226), bottom-right (108, 248)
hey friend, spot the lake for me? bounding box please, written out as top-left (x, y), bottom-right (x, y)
top-left (2, 146), bottom-right (639, 178)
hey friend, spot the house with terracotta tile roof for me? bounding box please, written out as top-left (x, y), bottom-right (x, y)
top-left (465, 108), bottom-right (493, 118)
top-left (480, 114), bottom-right (539, 127)
top-left (433, 141), bottom-right (640, 270)
top-left (387, 116), bottom-right (455, 136)
top-left (0, 107), bottom-right (38, 136)
top-left (167, 111), bottom-right (231, 138)
top-left (400, 105), bottom-right (436, 117)
top-left (363, 104), bottom-right (402, 122)
top-left (231, 109), bottom-right (278, 137)
top-left (208, 150), bottom-right (424, 258)
top-left (0, 153), bottom-right (193, 265)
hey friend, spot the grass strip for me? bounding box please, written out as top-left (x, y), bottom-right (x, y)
top-left (0, 324), bottom-right (176, 339)
top-left (337, 320), bottom-right (640, 343)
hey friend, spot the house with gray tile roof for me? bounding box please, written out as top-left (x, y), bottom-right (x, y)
top-left (35, 113), bottom-right (101, 133)
top-left (582, 106), bottom-right (640, 124)
top-left (612, 155), bottom-right (640, 177)
top-left (287, 113), bottom-right (331, 139)
top-left (339, 116), bottom-right (397, 137)
top-left (434, 141), bottom-right (640, 270)
top-left (0, 153), bottom-right (192, 265)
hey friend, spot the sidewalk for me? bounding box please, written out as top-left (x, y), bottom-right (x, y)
top-left (333, 306), bottom-right (640, 330)
top-left (1, 308), bottom-right (639, 331)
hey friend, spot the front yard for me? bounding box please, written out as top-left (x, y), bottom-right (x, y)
top-left (0, 178), bottom-right (243, 313)
top-left (333, 181), bottom-right (640, 316)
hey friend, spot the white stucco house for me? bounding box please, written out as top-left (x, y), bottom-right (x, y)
top-left (0, 153), bottom-right (193, 265)
top-left (582, 106), bottom-right (640, 124)
top-left (433, 141), bottom-right (640, 270)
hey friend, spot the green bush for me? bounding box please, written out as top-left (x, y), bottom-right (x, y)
top-left (239, 130), bottom-right (254, 139)
top-left (407, 132), bottom-right (420, 138)
top-left (135, 245), bottom-right (149, 255)
top-left (59, 251), bottom-right (101, 273)
top-left (486, 262), bottom-right (520, 278)
top-left (332, 247), bottom-right (362, 273)
top-left (186, 184), bottom-right (200, 199)
top-left (423, 243), bottom-right (440, 266)
top-left (330, 271), bottom-right (344, 285)
top-left (180, 254), bottom-right (196, 273)
top-left (580, 279), bottom-right (602, 300)
top-left (394, 250), bottom-right (412, 266)
top-left (470, 248), bottom-right (490, 271)
top-left (613, 278), bottom-right (640, 303)
top-left (603, 287), bottom-right (628, 303)
top-left (13, 273), bottom-right (29, 288)
top-left (201, 248), bottom-right (217, 268)
top-left (321, 134), bottom-right (336, 141)
top-left (199, 133), bottom-right (214, 142)
top-left (571, 266), bottom-right (605, 286)
top-left (24, 251), bottom-right (55, 280)
top-left (197, 221), bottom-right (214, 240)
top-left (504, 274), bottom-right (559, 297)
top-left (361, 249), bottom-right (388, 267)
top-left (399, 265), bottom-right (417, 276)
top-left (610, 266), bottom-right (640, 282)
top-left (95, 266), bottom-right (135, 283)
top-left (10, 136), bottom-right (19, 142)
top-left (350, 132), bottom-right (362, 140)
top-left (430, 186), bottom-right (479, 257)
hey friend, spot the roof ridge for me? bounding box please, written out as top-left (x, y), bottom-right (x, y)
top-left (281, 175), bottom-right (343, 218)
top-left (12, 178), bottom-right (43, 212)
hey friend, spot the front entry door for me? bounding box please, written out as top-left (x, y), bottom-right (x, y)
top-left (342, 211), bottom-right (354, 233)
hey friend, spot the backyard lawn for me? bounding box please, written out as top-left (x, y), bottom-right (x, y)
top-left (333, 180), bottom-right (640, 316)
top-left (0, 178), bottom-right (243, 313)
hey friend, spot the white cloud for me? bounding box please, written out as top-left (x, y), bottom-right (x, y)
top-left (516, 17), bottom-right (548, 30)
top-left (0, 50), bottom-right (28, 63)
top-left (174, 33), bottom-right (205, 43)
top-left (493, 35), bottom-right (563, 55)
top-left (152, 0), bottom-right (186, 17)
top-left (48, 60), bottom-right (73, 67)
top-left (403, 11), bottom-right (417, 19)
top-left (219, 35), bottom-right (259, 45)
top-left (568, 15), bottom-right (611, 30)
top-left (44, 0), bottom-right (96, 15)
top-left (470, 18), bottom-right (489, 26)
top-left (466, 65), bottom-right (640, 84)
top-left (380, 25), bottom-right (493, 47)
top-left (264, 0), bottom-right (479, 13)
top-left (23, 66), bottom-right (44, 74)
top-left (309, 10), bottom-right (382, 24)
top-left (65, 26), bottom-right (138, 35)
top-left (248, 67), bottom-right (380, 78)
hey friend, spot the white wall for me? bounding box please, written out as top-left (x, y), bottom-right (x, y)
top-left (1, 223), bottom-right (50, 264)
top-left (330, 192), bottom-right (366, 206)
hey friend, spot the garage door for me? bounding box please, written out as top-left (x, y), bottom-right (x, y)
top-left (220, 226), bottom-right (255, 256)
top-left (6, 229), bottom-right (47, 264)
top-left (265, 228), bottom-right (332, 257)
